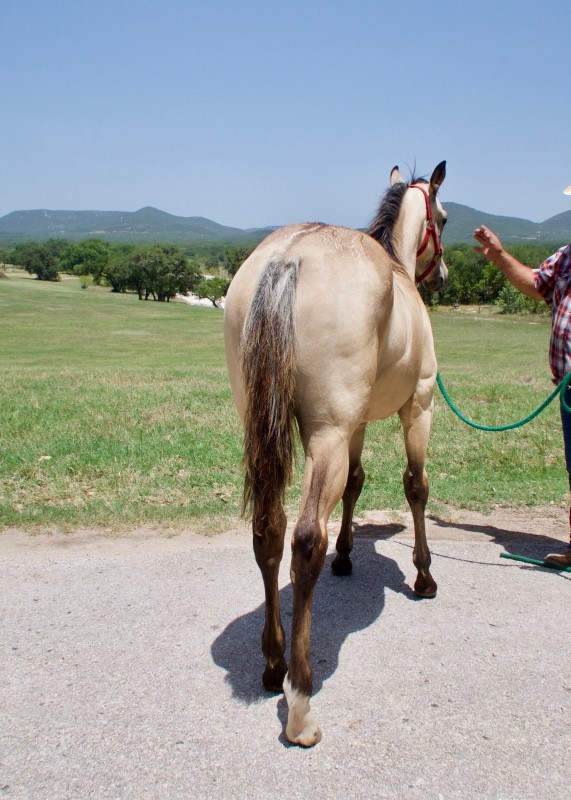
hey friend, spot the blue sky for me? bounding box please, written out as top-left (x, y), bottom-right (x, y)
top-left (2, 0), bottom-right (570, 229)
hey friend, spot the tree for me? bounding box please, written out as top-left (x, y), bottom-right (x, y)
top-left (10, 239), bottom-right (68, 281)
top-left (224, 245), bottom-right (255, 277)
top-left (102, 260), bottom-right (131, 293)
top-left (474, 262), bottom-right (506, 304)
top-left (149, 245), bottom-right (201, 301)
top-left (495, 284), bottom-right (547, 315)
top-left (101, 245), bottom-right (136, 293)
top-left (121, 247), bottom-right (154, 300)
top-left (58, 238), bottom-right (110, 279)
top-left (120, 244), bottom-right (201, 301)
top-left (438, 245), bottom-right (487, 304)
top-left (194, 277), bottom-right (230, 308)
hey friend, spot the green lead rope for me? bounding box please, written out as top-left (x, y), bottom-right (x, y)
top-left (436, 371), bottom-right (571, 432)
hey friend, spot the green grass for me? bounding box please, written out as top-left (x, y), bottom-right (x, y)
top-left (0, 272), bottom-right (567, 532)
top-left (365, 308), bottom-right (564, 515)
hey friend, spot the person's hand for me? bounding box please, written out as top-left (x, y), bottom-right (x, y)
top-left (473, 225), bottom-right (505, 264)
top-left (474, 225), bottom-right (540, 298)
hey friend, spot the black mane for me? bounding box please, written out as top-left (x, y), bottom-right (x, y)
top-left (367, 175), bottom-right (426, 263)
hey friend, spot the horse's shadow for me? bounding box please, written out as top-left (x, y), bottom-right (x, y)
top-left (428, 514), bottom-right (567, 560)
top-left (211, 514), bottom-right (569, 708)
top-left (211, 523), bottom-right (413, 706)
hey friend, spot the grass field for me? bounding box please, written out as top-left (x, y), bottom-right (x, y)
top-left (0, 269), bottom-right (567, 532)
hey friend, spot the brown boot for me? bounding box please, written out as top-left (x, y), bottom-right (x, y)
top-left (543, 550), bottom-right (571, 567)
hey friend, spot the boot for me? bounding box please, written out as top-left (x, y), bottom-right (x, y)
top-left (544, 507), bottom-right (571, 565)
top-left (543, 550), bottom-right (571, 567)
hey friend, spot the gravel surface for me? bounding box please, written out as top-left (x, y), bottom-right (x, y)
top-left (1, 507), bottom-right (570, 800)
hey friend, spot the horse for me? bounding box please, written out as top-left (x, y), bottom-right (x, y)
top-left (223, 161), bottom-right (448, 746)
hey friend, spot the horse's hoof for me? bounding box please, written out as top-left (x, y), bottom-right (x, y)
top-left (262, 659), bottom-right (288, 693)
top-left (413, 573), bottom-right (437, 598)
top-left (283, 674), bottom-right (322, 747)
top-left (287, 721), bottom-right (322, 748)
top-left (331, 554), bottom-right (352, 576)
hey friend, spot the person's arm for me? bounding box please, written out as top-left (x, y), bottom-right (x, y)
top-left (473, 225), bottom-right (543, 300)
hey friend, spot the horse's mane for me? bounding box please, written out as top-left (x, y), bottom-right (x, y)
top-left (367, 175), bottom-right (427, 264)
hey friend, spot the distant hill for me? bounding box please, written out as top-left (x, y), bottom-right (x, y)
top-left (1, 203), bottom-right (570, 246)
top-left (0, 207), bottom-right (274, 245)
top-left (442, 203), bottom-right (571, 245)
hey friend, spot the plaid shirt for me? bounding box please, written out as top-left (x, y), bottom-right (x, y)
top-left (533, 244), bottom-right (571, 383)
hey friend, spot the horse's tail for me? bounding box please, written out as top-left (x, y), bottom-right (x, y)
top-left (241, 256), bottom-right (300, 526)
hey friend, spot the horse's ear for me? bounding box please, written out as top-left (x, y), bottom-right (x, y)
top-left (429, 161), bottom-right (446, 195)
top-left (390, 166), bottom-right (405, 186)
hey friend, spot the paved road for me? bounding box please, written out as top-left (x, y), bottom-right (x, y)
top-left (1, 510), bottom-right (570, 800)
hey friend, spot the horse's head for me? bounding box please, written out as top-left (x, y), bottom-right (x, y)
top-left (390, 161), bottom-right (448, 291)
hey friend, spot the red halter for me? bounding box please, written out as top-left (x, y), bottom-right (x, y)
top-left (409, 184), bottom-right (443, 284)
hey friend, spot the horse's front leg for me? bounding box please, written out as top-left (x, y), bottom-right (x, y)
top-left (252, 500), bottom-right (288, 692)
top-left (332, 424), bottom-right (367, 576)
top-left (399, 390), bottom-right (437, 598)
top-left (284, 428), bottom-right (349, 746)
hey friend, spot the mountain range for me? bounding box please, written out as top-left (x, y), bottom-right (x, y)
top-left (1, 204), bottom-right (570, 246)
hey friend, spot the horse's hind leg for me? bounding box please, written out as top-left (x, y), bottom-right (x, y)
top-left (332, 424), bottom-right (366, 576)
top-left (284, 428), bottom-right (349, 746)
top-left (399, 393), bottom-right (437, 598)
top-left (252, 500), bottom-right (288, 692)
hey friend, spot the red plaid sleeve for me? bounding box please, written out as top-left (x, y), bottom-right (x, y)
top-left (534, 251), bottom-right (562, 305)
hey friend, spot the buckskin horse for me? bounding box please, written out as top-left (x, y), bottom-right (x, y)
top-left (224, 161), bottom-right (448, 746)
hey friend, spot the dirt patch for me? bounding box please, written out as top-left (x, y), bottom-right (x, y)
top-left (1, 504), bottom-right (568, 558)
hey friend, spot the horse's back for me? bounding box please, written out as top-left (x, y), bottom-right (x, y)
top-left (226, 223), bottom-right (394, 340)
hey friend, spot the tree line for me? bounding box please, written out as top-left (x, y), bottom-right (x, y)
top-left (1, 237), bottom-right (560, 313)
top-left (0, 239), bottom-right (254, 306)
top-left (418, 242), bottom-right (556, 314)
